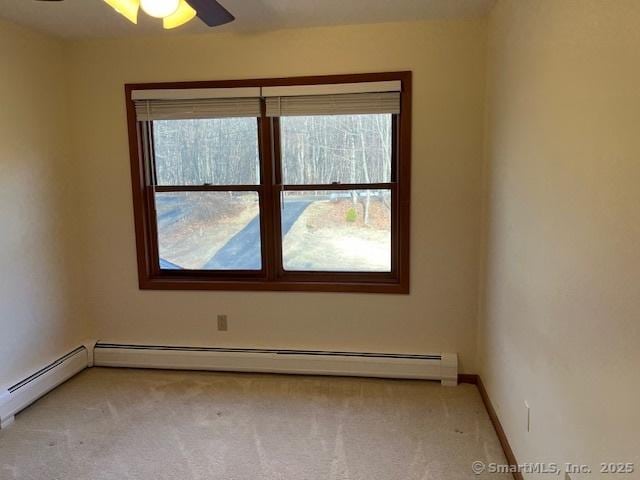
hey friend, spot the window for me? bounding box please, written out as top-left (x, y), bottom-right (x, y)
top-left (152, 118), bottom-right (262, 270)
top-left (126, 73), bottom-right (411, 293)
top-left (278, 115), bottom-right (392, 273)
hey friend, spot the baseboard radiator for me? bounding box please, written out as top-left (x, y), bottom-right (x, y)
top-left (94, 343), bottom-right (459, 386)
top-left (0, 346), bottom-right (89, 429)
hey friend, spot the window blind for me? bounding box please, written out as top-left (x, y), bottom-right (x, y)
top-left (132, 87), bottom-right (261, 121)
top-left (265, 92), bottom-right (400, 117)
top-left (131, 81), bottom-right (402, 120)
top-left (263, 81), bottom-right (401, 117)
top-left (261, 80), bottom-right (401, 97)
top-left (134, 98), bottom-right (262, 121)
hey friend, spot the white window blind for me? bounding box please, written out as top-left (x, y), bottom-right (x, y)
top-left (132, 81), bottom-right (402, 120)
top-left (134, 98), bottom-right (262, 121)
top-left (263, 81), bottom-right (401, 117)
top-left (260, 80), bottom-right (401, 97)
top-left (265, 92), bottom-right (400, 117)
top-left (132, 87), bottom-right (261, 121)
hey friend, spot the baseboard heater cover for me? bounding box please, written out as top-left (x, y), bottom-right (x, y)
top-left (94, 343), bottom-right (458, 386)
top-left (0, 346), bottom-right (89, 429)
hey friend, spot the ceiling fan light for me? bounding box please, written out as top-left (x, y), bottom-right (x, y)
top-left (163, 0), bottom-right (197, 29)
top-left (140, 0), bottom-right (180, 18)
top-left (103, 0), bottom-right (140, 24)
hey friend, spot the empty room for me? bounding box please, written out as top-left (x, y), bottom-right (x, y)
top-left (0, 0), bottom-right (638, 479)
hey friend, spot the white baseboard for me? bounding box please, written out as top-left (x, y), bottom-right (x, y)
top-left (0, 346), bottom-right (90, 429)
top-left (94, 343), bottom-right (458, 385)
top-left (83, 339), bottom-right (98, 367)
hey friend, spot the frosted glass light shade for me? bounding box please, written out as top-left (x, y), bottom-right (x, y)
top-left (140, 0), bottom-right (180, 18)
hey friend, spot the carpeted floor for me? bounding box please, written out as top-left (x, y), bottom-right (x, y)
top-left (0, 368), bottom-right (511, 479)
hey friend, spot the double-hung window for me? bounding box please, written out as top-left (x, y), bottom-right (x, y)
top-left (126, 72), bottom-right (411, 293)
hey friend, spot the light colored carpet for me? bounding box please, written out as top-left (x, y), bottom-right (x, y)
top-left (0, 368), bottom-right (510, 479)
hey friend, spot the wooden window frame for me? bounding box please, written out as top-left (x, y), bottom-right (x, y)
top-left (125, 72), bottom-right (411, 294)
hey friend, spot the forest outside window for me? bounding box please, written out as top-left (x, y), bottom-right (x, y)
top-left (126, 72), bottom-right (411, 293)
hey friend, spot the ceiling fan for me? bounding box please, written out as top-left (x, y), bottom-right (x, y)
top-left (35, 0), bottom-right (235, 30)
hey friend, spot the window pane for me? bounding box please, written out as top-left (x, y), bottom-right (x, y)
top-left (153, 118), bottom-right (260, 186)
top-left (280, 114), bottom-right (392, 185)
top-left (281, 189), bottom-right (391, 272)
top-left (156, 191), bottom-right (261, 270)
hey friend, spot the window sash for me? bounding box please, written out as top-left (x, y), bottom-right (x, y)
top-left (278, 114), bottom-right (400, 186)
top-left (146, 115), bottom-right (267, 274)
top-left (153, 189), bottom-right (265, 273)
top-left (272, 115), bottom-right (398, 187)
top-left (275, 185), bottom-right (395, 275)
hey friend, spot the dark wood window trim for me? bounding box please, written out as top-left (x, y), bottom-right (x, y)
top-left (125, 71), bottom-right (411, 294)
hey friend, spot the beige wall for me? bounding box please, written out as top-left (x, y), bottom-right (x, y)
top-left (0, 21), bottom-right (89, 387)
top-left (67, 19), bottom-right (487, 372)
top-left (480, 0), bottom-right (640, 476)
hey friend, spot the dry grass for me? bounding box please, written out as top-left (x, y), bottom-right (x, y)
top-left (283, 199), bottom-right (391, 272)
top-left (157, 193), bottom-right (258, 269)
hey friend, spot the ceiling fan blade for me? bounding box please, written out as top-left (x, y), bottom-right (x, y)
top-left (185, 0), bottom-right (234, 27)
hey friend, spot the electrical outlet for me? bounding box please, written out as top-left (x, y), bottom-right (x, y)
top-left (217, 314), bottom-right (228, 331)
top-left (524, 401), bottom-right (531, 432)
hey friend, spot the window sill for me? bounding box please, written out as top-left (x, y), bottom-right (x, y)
top-left (139, 275), bottom-right (409, 294)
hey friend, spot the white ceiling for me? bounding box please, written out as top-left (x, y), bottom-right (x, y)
top-left (0, 0), bottom-right (494, 39)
